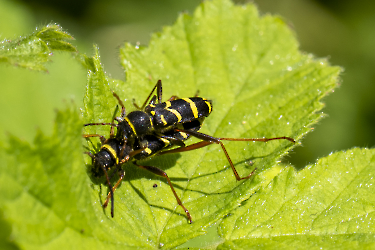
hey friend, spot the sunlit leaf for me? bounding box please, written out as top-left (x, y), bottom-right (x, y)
top-left (0, 0), bottom-right (343, 249)
top-left (217, 148), bottom-right (375, 249)
top-left (83, 0), bottom-right (340, 248)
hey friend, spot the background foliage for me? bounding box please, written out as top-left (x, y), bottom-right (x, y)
top-left (1, 0), bottom-right (374, 168)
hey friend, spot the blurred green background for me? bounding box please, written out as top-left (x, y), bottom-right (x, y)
top-left (0, 0), bottom-right (374, 169)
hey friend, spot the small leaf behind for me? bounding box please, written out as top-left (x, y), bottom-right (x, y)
top-left (0, 24), bottom-right (76, 71)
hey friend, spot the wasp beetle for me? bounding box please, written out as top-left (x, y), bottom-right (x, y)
top-left (83, 80), bottom-right (295, 222)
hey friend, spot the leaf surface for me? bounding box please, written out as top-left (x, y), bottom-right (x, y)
top-left (217, 148), bottom-right (375, 249)
top-left (84, 0), bottom-right (340, 248)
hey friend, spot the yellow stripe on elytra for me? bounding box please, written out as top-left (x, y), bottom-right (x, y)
top-left (160, 137), bottom-right (170, 146)
top-left (183, 98), bottom-right (198, 118)
top-left (205, 100), bottom-right (212, 114)
top-left (102, 144), bottom-right (119, 164)
top-left (148, 116), bottom-right (153, 127)
top-left (160, 115), bottom-right (168, 125)
top-left (125, 117), bottom-right (137, 137)
top-left (144, 148), bottom-right (152, 155)
top-left (151, 111), bottom-right (156, 116)
top-left (179, 132), bottom-right (188, 139)
top-left (167, 109), bottom-right (182, 122)
top-left (165, 101), bottom-right (171, 108)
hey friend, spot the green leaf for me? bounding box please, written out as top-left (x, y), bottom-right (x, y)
top-left (0, 107), bottom-right (157, 249)
top-left (0, 107), bottom-right (96, 248)
top-left (0, 0), bottom-right (343, 249)
top-left (82, 0), bottom-right (340, 248)
top-left (217, 148), bottom-right (375, 249)
top-left (0, 24), bottom-right (76, 71)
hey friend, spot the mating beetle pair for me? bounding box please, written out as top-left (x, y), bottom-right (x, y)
top-left (83, 80), bottom-right (295, 223)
